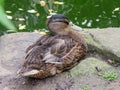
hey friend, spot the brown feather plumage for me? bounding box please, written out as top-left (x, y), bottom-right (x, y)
top-left (19, 14), bottom-right (87, 78)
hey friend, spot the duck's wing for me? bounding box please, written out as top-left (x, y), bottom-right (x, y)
top-left (26, 35), bottom-right (53, 53)
top-left (58, 43), bottom-right (86, 70)
top-left (19, 45), bottom-right (47, 76)
top-left (43, 37), bottom-right (75, 65)
top-left (19, 35), bottom-right (58, 77)
top-left (46, 37), bottom-right (87, 71)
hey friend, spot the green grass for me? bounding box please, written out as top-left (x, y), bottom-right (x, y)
top-left (102, 71), bottom-right (118, 81)
top-left (82, 85), bottom-right (90, 90)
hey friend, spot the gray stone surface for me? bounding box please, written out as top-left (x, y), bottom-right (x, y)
top-left (0, 28), bottom-right (120, 90)
top-left (82, 28), bottom-right (120, 62)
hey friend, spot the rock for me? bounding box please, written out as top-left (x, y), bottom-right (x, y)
top-left (0, 29), bottom-right (120, 90)
top-left (82, 28), bottom-right (120, 62)
top-left (70, 57), bottom-right (111, 77)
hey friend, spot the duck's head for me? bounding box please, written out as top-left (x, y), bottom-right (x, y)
top-left (46, 14), bottom-right (82, 35)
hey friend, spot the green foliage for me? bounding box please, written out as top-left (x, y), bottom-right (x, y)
top-left (102, 71), bottom-right (118, 81)
top-left (0, 0), bottom-right (120, 35)
top-left (82, 85), bottom-right (90, 90)
top-left (0, 0), bottom-right (16, 35)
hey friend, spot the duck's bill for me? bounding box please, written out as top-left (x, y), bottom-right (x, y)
top-left (69, 22), bottom-right (82, 31)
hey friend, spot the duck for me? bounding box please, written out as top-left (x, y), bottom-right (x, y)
top-left (18, 14), bottom-right (88, 78)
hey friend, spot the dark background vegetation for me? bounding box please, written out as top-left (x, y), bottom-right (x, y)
top-left (0, 0), bottom-right (120, 35)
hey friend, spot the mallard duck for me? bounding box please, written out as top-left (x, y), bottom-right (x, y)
top-left (19, 14), bottom-right (87, 78)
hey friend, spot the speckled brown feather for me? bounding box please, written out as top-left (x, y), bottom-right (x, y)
top-left (55, 42), bottom-right (87, 73)
top-left (19, 14), bottom-right (87, 78)
top-left (19, 34), bottom-right (87, 78)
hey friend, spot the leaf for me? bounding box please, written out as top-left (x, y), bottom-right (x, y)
top-left (0, 0), bottom-right (4, 5)
top-left (0, 0), bottom-right (16, 31)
